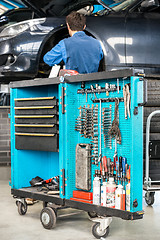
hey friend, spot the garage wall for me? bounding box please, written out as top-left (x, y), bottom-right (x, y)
top-left (0, 107), bottom-right (10, 164)
top-left (0, 107), bottom-right (10, 180)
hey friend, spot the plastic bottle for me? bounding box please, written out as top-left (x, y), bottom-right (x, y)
top-left (126, 181), bottom-right (130, 211)
top-left (126, 165), bottom-right (131, 211)
top-left (115, 184), bottom-right (126, 210)
top-left (106, 177), bottom-right (116, 208)
top-left (93, 176), bottom-right (101, 205)
top-left (101, 182), bottom-right (107, 206)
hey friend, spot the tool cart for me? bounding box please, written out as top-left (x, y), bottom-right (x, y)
top-left (143, 110), bottom-right (160, 206)
top-left (10, 69), bottom-right (144, 239)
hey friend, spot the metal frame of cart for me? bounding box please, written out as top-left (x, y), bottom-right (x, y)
top-left (143, 110), bottom-right (160, 206)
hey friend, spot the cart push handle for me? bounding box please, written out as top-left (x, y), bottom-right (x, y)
top-left (145, 110), bottom-right (160, 187)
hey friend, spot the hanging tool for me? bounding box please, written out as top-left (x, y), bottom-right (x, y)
top-left (98, 99), bottom-right (102, 163)
top-left (107, 158), bottom-right (111, 177)
top-left (119, 156), bottom-right (123, 181)
top-left (122, 157), bottom-right (127, 185)
top-left (108, 98), bottom-right (121, 144)
top-left (90, 85), bottom-right (97, 100)
top-left (123, 84), bottom-right (131, 119)
top-left (110, 162), bottom-right (114, 176)
top-left (116, 157), bottom-right (119, 183)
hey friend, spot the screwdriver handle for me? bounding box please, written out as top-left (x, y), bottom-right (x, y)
top-left (119, 156), bottom-right (123, 172)
top-left (116, 157), bottom-right (119, 177)
top-left (107, 158), bottom-right (111, 175)
top-left (102, 156), bottom-right (107, 173)
top-left (122, 157), bottom-right (127, 175)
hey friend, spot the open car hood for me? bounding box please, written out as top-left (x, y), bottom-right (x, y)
top-left (21, 0), bottom-right (98, 17)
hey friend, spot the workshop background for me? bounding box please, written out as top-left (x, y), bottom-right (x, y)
top-left (0, 0), bottom-right (160, 240)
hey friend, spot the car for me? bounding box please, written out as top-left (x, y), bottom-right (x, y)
top-left (0, 0), bottom-right (160, 82)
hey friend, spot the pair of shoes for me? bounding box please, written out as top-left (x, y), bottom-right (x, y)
top-left (25, 198), bottom-right (38, 205)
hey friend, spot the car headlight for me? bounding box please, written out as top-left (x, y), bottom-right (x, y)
top-left (0, 18), bottom-right (46, 38)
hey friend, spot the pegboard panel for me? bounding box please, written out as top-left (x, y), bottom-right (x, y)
top-left (59, 76), bottom-right (143, 212)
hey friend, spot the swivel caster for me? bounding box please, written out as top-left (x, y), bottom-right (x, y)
top-left (92, 223), bottom-right (109, 239)
top-left (145, 191), bottom-right (155, 206)
top-left (16, 199), bottom-right (27, 215)
top-left (90, 216), bottom-right (112, 239)
top-left (40, 207), bottom-right (57, 229)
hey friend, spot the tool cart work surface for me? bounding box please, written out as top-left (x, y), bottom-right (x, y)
top-left (10, 69), bottom-right (144, 238)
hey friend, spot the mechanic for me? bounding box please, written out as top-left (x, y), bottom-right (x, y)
top-left (43, 11), bottom-right (103, 74)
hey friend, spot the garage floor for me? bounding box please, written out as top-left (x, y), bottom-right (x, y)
top-left (0, 180), bottom-right (160, 240)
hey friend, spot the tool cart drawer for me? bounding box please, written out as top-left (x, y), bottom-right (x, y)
top-left (14, 96), bottom-right (59, 152)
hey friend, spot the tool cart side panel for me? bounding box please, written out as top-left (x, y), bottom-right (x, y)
top-left (130, 76), bottom-right (143, 212)
top-left (10, 85), bottom-right (59, 189)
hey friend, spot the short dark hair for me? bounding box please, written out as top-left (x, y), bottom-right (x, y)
top-left (66, 11), bottom-right (86, 31)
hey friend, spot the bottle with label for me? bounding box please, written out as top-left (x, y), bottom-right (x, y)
top-left (93, 176), bottom-right (101, 205)
top-left (106, 177), bottom-right (116, 208)
top-left (115, 184), bottom-right (126, 210)
top-left (126, 165), bottom-right (131, 211)
top-left (101, 181), bottom-right (107, 206)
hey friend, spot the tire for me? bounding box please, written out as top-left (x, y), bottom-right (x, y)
top-left (40, 207), bottom-right (57, 229)
top-left (88, 211), bottom-right (98, 218)
top-left (92, 222), bottom-right (109, 239)
top-left (145, 192), bottom-right (155, 206)
top-left (17, 201), bottom-right (27, 215)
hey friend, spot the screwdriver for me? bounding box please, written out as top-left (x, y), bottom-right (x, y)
top-left (122, 157), bottom-right (127, 185)
top-left (110, 162), bottom-right (114, 176)
top-left (116, 157), bottom-right (119, 183)
top-left (114, 155), bottom-right (118, 174)
top-left (102, 156), bottom-right (107, 179)
top-left (107, 158), bottom-right (111, 177)
top-left (119, 156), bottom-right (123, 181)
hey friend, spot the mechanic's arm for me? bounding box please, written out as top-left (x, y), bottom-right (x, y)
top-left (43, 40), bottom-right (66, 66)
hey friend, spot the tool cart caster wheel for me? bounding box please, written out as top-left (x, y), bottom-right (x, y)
top-left (17, 201), bottom-right (27, 215)
top-left (92, 222), bottom-right (109, 239)
top-left (145, 192), bottom-right (155, 206)
top-left (88, 211), bottom-right (98, 218)
top-left (40, 207), bottom-right (57, 229)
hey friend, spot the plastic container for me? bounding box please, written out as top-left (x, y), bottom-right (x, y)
top-left (101, 181), bottom-right (107, 206)
top-left (106, 177), bottom-right (116, 208)
top-left (126, 181), bottom-right (130, 211)
top-left (115, 184), bottom-right (125, 210)
top-left (93, 176), bottom-right (101, 205)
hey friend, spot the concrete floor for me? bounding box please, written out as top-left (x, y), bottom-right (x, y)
top-left (0, 180), bottom-right (160, 240)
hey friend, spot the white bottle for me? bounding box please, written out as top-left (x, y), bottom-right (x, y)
top-left (106, 177), bottom-right (116, 208)
top-left (101, 182), bottom-right (107, 206)
top-left (115, 184), bottom-right (125, 210)
top-left (93, 177), bottom-right (101, 205)
top-left (126, 181), bottom-right (130, 211)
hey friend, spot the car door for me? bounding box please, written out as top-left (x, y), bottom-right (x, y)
top-left (86, 14), bottom-right (127, 71)
top-left (126, 12), bottom-right (160, 72)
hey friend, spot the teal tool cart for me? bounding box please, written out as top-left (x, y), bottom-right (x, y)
top-left (10, 69), bottom-right (144, 238)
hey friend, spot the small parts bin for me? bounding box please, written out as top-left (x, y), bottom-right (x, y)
top-left (10, 69), bottom-right (144, 239)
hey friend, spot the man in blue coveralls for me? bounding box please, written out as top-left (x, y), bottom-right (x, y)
top-left (43, 11), bottom-right (103, 74)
